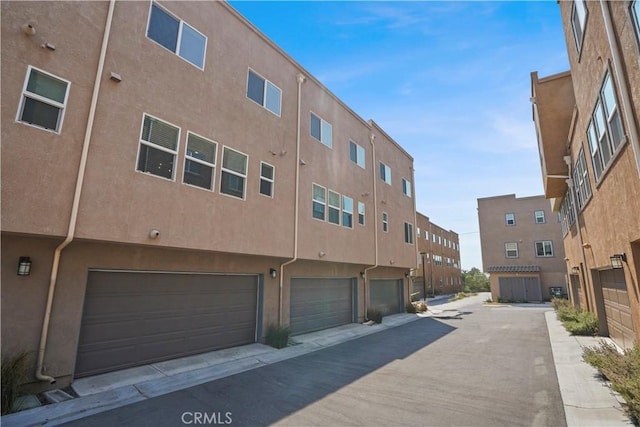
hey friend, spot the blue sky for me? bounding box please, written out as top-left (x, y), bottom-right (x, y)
top-left (229, 1), bottom-right (570, 270)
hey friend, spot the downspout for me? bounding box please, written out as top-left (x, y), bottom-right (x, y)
top-left (36, 0), bottom-right (116, 384)
top-left (600, 0), bottom-right (640, 177)
top-left (362, 133), bottom-right (379, 314)
top-left (278, 72), bottom-right (305, 326)
top-left (410, 165), bottom-right (418, 304)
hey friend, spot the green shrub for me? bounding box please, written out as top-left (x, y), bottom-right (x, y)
top-left (366, 308), bottom-right (383, 324)
top-left (264, 324), bottom-right (290, 349)
top-left (1, 352), bottom-right (29, 415)
top-left (405, 302), bottom-right (417, 314)
top-left (583, 342), bottom-right (640, 424)
top-left (553, 301), bottom-right (598, 336)
top-left (551, 297), bottom-right (572, 311)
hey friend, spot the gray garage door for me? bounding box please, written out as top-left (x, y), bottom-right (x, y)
top-left (600, 269), bottom-right (635, 350)
top-left (498, 276), bottom-right (542, 302)
top-left (290, 278), bottom-right (355, 336)
top-left (370, 279), bottom-right (403, 316)
top-left (75, 271), bottom-right (259, 378)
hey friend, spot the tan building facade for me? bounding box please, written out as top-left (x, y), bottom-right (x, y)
top-left (1, 1), bottom-right (418, 390)
top-left (478, 194), bottom-right (567, 302)
top-left (531, 0), bottom-right (640, 349)
top-left (413, 213), bottom-right (462, 299)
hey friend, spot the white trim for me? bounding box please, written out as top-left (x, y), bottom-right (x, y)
top-left (402, 177), bottom-right (412, 197)
top-left (328, 189), bottom-right (341, 226)
top-left (135, 112), bottom-right (181, 182)
top-left (311, 182), bottom-right (327, 222)
top-left (16, 65), bottom-right (71, 134)
top-left (259, 161), bottom-right (275, 198)
top-left (357, 201), bottom-right (365, 226)
top-left (219, 145), bottom-right (248, 200)
top-left (246, 68), bottom-right (282, 117)
top-left (349, 140), bottom-right (366, 169)
top-left (382, 211), bottom-right (389, 233)
top-left (379, 161), bottom-right (392, 185)
top-left (310, 111), bottom-right (332, 149)
top-left (342, 194), bottom-right (353, 229)
top-left (182, 130), bottom-right (217, 192)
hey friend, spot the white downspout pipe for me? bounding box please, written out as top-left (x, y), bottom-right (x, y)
top-left (36, 0), bottom-right (116, 384)
top-left (600, 0), bottom-right (640, 177)
top-left (363, 133), bottom-right (379, 315)
top-left (278, 72), bottom-right (305, 326)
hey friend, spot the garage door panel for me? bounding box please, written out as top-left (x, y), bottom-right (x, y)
top-left (290, 278), bottom-right (354, 336)
top-left (600, 269), bottom-right (635, 350)
top-left (370, 280), bottom-right (402, 316)
top-left (76, 271), bottom-right (258, 378)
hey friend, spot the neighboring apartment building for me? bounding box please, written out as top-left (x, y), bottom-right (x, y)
top-left (413, 213), bottom-right (462, 300)
top-left (531, 0), bottom-right (640, 349)
top-left (478, 194), bottom-right (567, 302)
top-left (1, 1), bottom-right (418, 390)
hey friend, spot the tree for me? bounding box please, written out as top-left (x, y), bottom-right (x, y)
top-left (462, 268), bottom-right (490, 292)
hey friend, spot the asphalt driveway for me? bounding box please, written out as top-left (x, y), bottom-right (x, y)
top-left (62, 299), bottom-right (565, 427)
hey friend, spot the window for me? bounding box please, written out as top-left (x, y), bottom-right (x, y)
top-left (183, 132), bottom-right (216, 190)
top-left (571, 0), bottom-right (587, 52)
top-left (432, 233), bottom-right (436, 243)
top-left (559, 190), bottom-right (576, 236)
top-left (358, 202), bottom-right (365, 226)
top-left (17, 66), bottom-right (70, 132)
top-left (424, 230), bottom-right (428, 240)
top-left (417, 227), bottom-right (421, 238)
top-left (328, 190), bottom-right (341, 225)
top-left (404, 222), bottom-right (414, 244)
top-left (505, 213), bottom-right (516, 226)
top-left (310, 113), bottom-right (332, 148)
top-left (147, 3), bottom-right (206, 69)
top-left (342, 196), bottom-right (353, 228)
top-left (379, 162), bottom-right (392, 185)
top-left (382, 212), bottom-right (388, 232)
top-left (312, 184), bottom-right (326, 220)
top-left (137, 114), bottom-right (180, 180)
top-left (247, 69), bottom-right (281, 116)
top-left (535, 241), bottom-right (554, 257)
top-left (349, 140), bottom-right (366, 168)
top-left (259, 162), bottom-right (274, 197)
top-left (573, 148), bottom-right (592, 210)
top-left (505, 242), bottom-right (518, 258)
top-left (587, 72), bottom-right (625, 181)
top-left (534, 210), bottom-right (545, 224)
top-left (632, 1), bottom-right (640, 48)
top-left (220, 147), bottom-right (248, 199)
top-left (402, 178), bottom-right (412, 197)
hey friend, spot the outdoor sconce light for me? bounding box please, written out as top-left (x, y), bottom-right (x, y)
top-left (571, 266), bottom-right (580, 274)
top-left (360, 271), bottom-right (365, 279)
top-left (18, 257), bottom-right (32, 276)
top-left (610, 253), bottom-right (626, 269)
top-left (269, 268), bottom-right (277, 279)
top-left (318, 251), bottom-right (326, 258)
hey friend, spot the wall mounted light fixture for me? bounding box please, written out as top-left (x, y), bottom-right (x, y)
top-left (360, 271), bottom-right (365, 279)
top-left (269, 268), bottom-right (277, 279)
top-left (18, 257), bottom-right (32, 276)
top-left (610, 253), bottom-right (626, 269)
top-left (318, 251), bottom-right (326, 258)
top-left (571, 266), bottom-right (580, 274)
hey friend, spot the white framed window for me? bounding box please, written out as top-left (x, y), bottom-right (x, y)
top-left (432, 233), bottom-right (436, 243)
top-left (402, 178), bottom-right (412, 198)
top-left (382, 212), bottom-right (388, 232)
top-left (573, 148), bottom-right (592, 210)
top-left (17, 66), bottom-right (70, 133)
top-left (328, 190), bottom-right (341, 225)
top-left (259, 162), bottom-right (275, 197)
top-left (559, 190), bottom-right (576, 236)
top-left (505, 242), bottom-right (518, 258)
top-left (534, 210), bottom-right (545, 224)
top-left (505, 212), bottom-right (516, 226)
top-left (632, 1), bottom-right (640, 49)
top-left (417, 227), bottom-right (421, 238)
top-left (358, 201), bottom-right (365, 226)
top-left (587, 71), bottom-right (624, 181)
top-left (535, 240), bottom-right (554, 257)
top-left (247, 69), bottom-right (282, 116)
top-left (379, 162), bottom-right (392, 185)
top-left (312, 184), bottom-right (326, 221)
top-left (220, 146), bottom-right (248, 199)
top-left (571, 0), bottom-right (587, 52)
top-left (137, 114), bottom-right (180, 180)
top-left (146, 2), bottom-right (207, 69)
top-left (310, 112), bottom-right (332, 148)
top-left (349, 140), bottom-right (366, 168)
top-left (438, 236), bottom-right (442, 245)
top-left (424, 230), bottom-right (428, 240)
top-left (183, 132), bottom-right (216, 190)
top-left (404, 222), bottom-right (414, 244)
top-left (342, 196), bottom-right (353, 228)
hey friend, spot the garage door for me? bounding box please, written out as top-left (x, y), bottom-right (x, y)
top-left (498, 276), bottom-right (541, 302)
top-left (370, 279), bottom-right (403, 316)
top-left (290, 278), bottom-right (355, 336)
top-left (75, 271), bottom-right (259, 378)
top-left (600, 269), bottom-right (635, 350)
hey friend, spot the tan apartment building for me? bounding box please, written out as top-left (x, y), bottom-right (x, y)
top-left (413, 213), bottom-right (462, 300)
top-left (478, 194), bottom-right (567, 302)
top-left (1, 1), bottom-right (418, 390)
top-left (531, 0), bottom-right (640, 349)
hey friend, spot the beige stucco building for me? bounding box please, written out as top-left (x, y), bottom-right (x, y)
top-left (478, 194), bottom-right (567, 302)
top-left (413, 213), bottom-right (462, 299)
top-left (531, 0), bottom-right (640, 349)
top-left (1, 1), bottom-right (419, 390)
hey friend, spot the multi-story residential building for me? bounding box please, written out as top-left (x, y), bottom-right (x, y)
top-left (413, 213), bottom-right (462, 299)
top-left (1, 1), bottom-right (418, 390)
top-left (531, 0), bottom-right (640, 349)
top-left (477, 194), bottom-right (567, 302)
